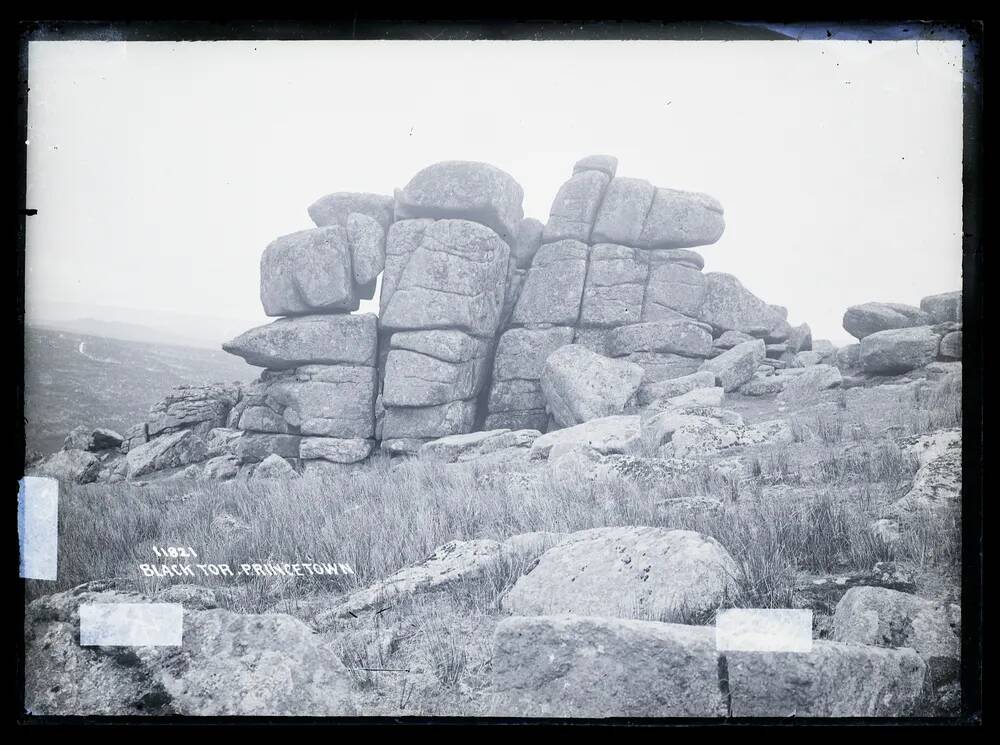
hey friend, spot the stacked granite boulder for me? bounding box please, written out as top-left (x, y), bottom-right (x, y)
top-left (485, 155), bottom-right (803, 429)
top-left (838, 291), bottom-right (962, 376)
top-left (375, 161), bottom-right (527, 454)
top-left (222, 193), bottom-right (391, 472)
top-left (37, 154), bottom-right (836, 482)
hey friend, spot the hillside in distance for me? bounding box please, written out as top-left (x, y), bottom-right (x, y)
top-left (23, 326), bottom-right (257, 457)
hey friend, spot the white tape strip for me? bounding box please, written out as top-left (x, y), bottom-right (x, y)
top-left (715, 608), bottom-right (813, 653)
top-left (18, 476), bottom-right (59, 580)
top-left (79, 603), bottom-right (184, 646)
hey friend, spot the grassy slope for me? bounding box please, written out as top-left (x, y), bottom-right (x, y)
top-left (25, 373), bottom-right (962, 716)
top-left (23, 326), bottom-right (257, 457)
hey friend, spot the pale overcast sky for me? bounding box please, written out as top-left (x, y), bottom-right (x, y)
top-left (25, 40), bottom-right (964, 346)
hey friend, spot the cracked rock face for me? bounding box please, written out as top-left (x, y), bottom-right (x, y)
top-left (492, 616), bottom-right (727, 718)
top-left (511, 240), bottom-right (590, 326)
top-left (380, 219), bottom-right (510, 337)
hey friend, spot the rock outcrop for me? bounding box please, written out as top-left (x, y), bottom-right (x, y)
top-left (484, 156), bottom-right (807, 435)
top-left (37, 155), bottom-right (840, 480)
top-left (24, 583), bottom-right (356, 716)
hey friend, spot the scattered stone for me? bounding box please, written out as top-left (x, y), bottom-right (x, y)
top-left (667, 417), bottom-right (792, 458)
top-left (621, 351), bottom-right (703, 389)
top-left (843, 302), bottom-right (931, 340)
top-left (316, 539), bottom-right (503, 622)
top-left (836, 343), bottom-right (861, 370)
top-left (739, 374), bottom-right (788, 396)
top-left (698, 273), bottom-right (787, 340)
top-left (530, 415), bottom-right (641, 459)
top-left (540, 345), bottom-right (643, 427)
top-left (491, 616), bottom-right (726, 717)
top-left (380, 438), bottom-right (428, 457)
top-left (30, 449), bottom-right (101, 484)
top-left (859, 326), bottom-right (940, 374)
top-left (713, 329), bottom-right (756, 351)
top-left (792, 350), bottom-right (822, 367)
top-left (766, 343), bottom-right (788, 359)
top-left (120, 423), bottom-right (148, 454)
top-left (634, 370), bottom-right (717, 406)
top-left (787, 322), bottom-right (813, 353)
top-left (698, 338), bottom-right (766, 392)
top-left (146, 384), bottom-right (241, 439)
top-left (920, 291), bottom-right (962, 324)
top-left (251, 454), bottom-right (299, 479)
top-left (812, 339), bottom-right (837, 362)
top-left (939, 330), bottom-right (962, 359)
top-left (420, 429), bottom-right (540, 463)
top-left (202, 454), bottom-right (240, 480)
top-left (776, 364), bottom-right (843, 402)
top-left (125, 430), bottom-right (207, 478)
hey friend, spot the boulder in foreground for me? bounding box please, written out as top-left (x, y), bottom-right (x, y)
top-left (726, 640), bottom-right (926, 717)
top-left (492, 615), bottom-right (726, 717)
top-left (501, 526), bottom-right (738, 622)
top-left (24, 584), bottom-right (355, 716)
top-left (859, 326), bottom-right (939, 374)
